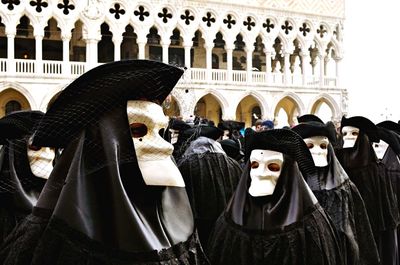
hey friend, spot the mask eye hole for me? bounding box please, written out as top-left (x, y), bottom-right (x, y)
top-left (28, 144), bottom-right (41, 151)
top-left (250, 161), bottom-right (259, 169)
top-left (352, 131), bottom-right (359, 136)
top-left (130, 123), bottom-right (148, 138)
top-left (267, 162), bottom-right (281, 172)
top-left (306, 142), bottom-right (314, 149)
top-left (320, 143), bottom-right (327, 149)
top-left (374, 143), bottom-right (379, 148)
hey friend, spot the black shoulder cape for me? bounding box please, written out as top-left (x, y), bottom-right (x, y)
top-left (207, 130), bottom-right (343, 265)
top-left (177, 137), bottom-right (242, 246)
top-left (336, 132), bottom-right (400, 264)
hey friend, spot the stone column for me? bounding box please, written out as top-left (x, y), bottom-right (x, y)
top-left (335, 56), bottom-right (342, 87)
top-left (113, 36), bottom-right (122, 61)
top-left (205, 43), bottom-right (213, 81)
top-left (62, 35), bottom-right (71, 76)
top-left (161, 41), bottom-right (170, 64)
top-left (6, 30), bottom-right (15, 74)
top-left (283, 52), bottom-right (291, 85)
top-left (86, 39), bottom-right (99, 70)
top-left (245, 46), bottom-right (254, 83)
top-left (300, 51), bottom-right (309, 86)
top-left (184, 43), bottom-right (192, 68)
top-left (226, 44), bottom-right (234, 82)
top-left (319, 54), bottom-right (325, 87)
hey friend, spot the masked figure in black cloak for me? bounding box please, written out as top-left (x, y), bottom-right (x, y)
top-left (177, 124), bottom-right (242, 247)
top-left (207, 129), bottom-right (343, 265)
top-left (292, 121), bottom-right (379, 265)
top-left (0, 60), bottom-right (209, 265)
top-left (0, 111), bottom-right (55, 244)
top-left (374, 121), bottom-right (400, 263)
top-left (169, 118), bottom-right (192, 160)
top-left (336, 116), bottom-right (400, 265)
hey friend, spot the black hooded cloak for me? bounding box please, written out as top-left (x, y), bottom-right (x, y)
top-left (177, 135), bottom-right (242, 247)
top-left (0, 111), bottom-right (47, 244)
top-left (292, 121), bottom-right (379, 265)
top-left (207, 129), bottom-right (343, 265)
top-left (0, 60), bottom-right (209, 265)
top-left (336, 116), bottom-right (400, 265)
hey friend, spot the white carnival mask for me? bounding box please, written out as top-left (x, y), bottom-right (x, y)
top-left (127, 100), bottom-right (185, 187)
top-left (304, 136), bottom-right (329, 167)
top-left (372, 140), bottom-right (389, 160)
top-left (169, 128), bottom-right (179, 145)
top-left (342, 126), bottom-right (359, 148)
top-left (27, 145), bottom-right (55, 179)
top-left (249, 149), bottom-right (283, 197)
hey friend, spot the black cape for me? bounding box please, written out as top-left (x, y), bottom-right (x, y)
top-left (207, 129), bottom-right (343, 265)
top-left (0, 60), bottom-right (209, 264)
top-left (0, 111), bottom-right (46, 244)
top-left (177, 136), bottom-right (242, 246)
top-left (292, 122), bottom-right (380, 264)
top-left (336, 132), bottom-right (400, 265)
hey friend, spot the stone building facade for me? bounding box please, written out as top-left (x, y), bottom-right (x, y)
top-left (0, 0), bottom-right (347, 127)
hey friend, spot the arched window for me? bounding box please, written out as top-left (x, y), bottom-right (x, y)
top-left (5, 100), bottom-right (22, 115)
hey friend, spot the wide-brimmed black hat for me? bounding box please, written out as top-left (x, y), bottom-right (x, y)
top-left (245, 129), bottom-right (315, 177)
top-left (340, 116), bottom-right (379, 142)
top-left (297, 114), bottom-right (323, 124)
top-left (292, 121), bottom-right (336, 143)
top-left (0, 110), bottom-right (44, 144)
top-left (31, 60), bottom-right (184, 148)
top-left (377, 120), bottom-right (400, 135)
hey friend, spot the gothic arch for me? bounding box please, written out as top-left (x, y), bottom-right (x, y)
top-left (308, 93), bottom-right (339, 119)
top-left (0, 82), bottom-right (36, 109)
top-left (273, 92), bottom-right (305, 125)
top-left (0, 88), bottom-right (31, 117)
top-left (197, 88), bottom-right (228, 112)
top-left (236, 91), bottom-right (269, 118)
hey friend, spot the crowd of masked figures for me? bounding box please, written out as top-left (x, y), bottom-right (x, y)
top-left (0, 60), bottom-right (400, 265)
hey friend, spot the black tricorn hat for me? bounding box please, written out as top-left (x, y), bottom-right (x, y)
top-left (218, 120), bottom-right (245, 131)
top-left (376, 127), bottom-right (400, 155)
top-left (291, 121), bottom-right (337, 143)
top-left (31, 60), bottom-right (184, 148)
top-left (340, 115), bottom-right (379, 142)
top-left (377, 120), bottom-right (400, 135)
top-left (245, 129), bottom-right (316, 177)
top-left (0, 110), bottom-right (44, 144)
top-left (181, 124), bottom-right (224, 141)
top-left (169, 118), bottom-right (191, 131)
top-left (297, 114), bottom-right (324, 124)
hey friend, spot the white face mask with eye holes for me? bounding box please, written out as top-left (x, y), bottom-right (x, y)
top-left (222, 130), bottom-right (230, 140)
top-left (304, 136), bottom-right (329, 167)
top-left (169, 128), bottom-right (179, 145)
top-left (27, 144), bottom-right (55, 179)
top-left (372, 140), bottom-right (389, 160)
top-left (127, 100), bottom-right (185, 187)
top-left (342, 126), bottom-right (360, 148)
top-left (249, 149), bottom-right (283, 197)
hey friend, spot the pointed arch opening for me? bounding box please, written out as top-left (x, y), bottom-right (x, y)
top-left (15, 15), bottom-right (35, 59)
top-left (121, 24), bottom-right (138, 60)
top-left (212, 31), bottom-right (226, 69)
top-left (274, 96), bottom-right (300, 128)
top-left (146, 26), bottom-right (161, 62)
top-left (310, 99), bottom-right (334, 122)
top-left (191, 30), bottom-right (205, 68)
top-left (98, 22), bottom-right (114, 63)
top-left (43, 17), bottom-right (62, 61)
top-left (252, 35), bottom-right (265, 71)
top-left (162, 95), bottom-right (180, 118)
top-left (235, 95), bottom-right (262, 128)
top-left (194, 93), bottom-right (222, 125)
top-left (233, 33), bottom-right (246, 70)
top-left (0, 17), bottom-right (6, 58)
top-left (169, 28), bottom-right (184, 67)
top-left (0, 88), bottom-right (31, 117)
top-left (70, 20), bottom-right (86, 62)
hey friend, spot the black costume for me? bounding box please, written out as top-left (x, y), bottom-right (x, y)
top-left (375, 123), bottom-right (400, 264)
top-left (292, 121), bottom-right (379, 265)
top-left (336, 116), bottom-right (400, 265)
top-left (177, 131), bottom-right (242, 247)
top-left (0, 60), bottom-right (209, 265)
top-left (0, 111), bottom-right (47, 244)
top-left (207, 129), bottom-right (343, 265)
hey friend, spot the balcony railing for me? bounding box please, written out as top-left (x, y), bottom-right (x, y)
top-left (0, 58), bottom-right (338, 88)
